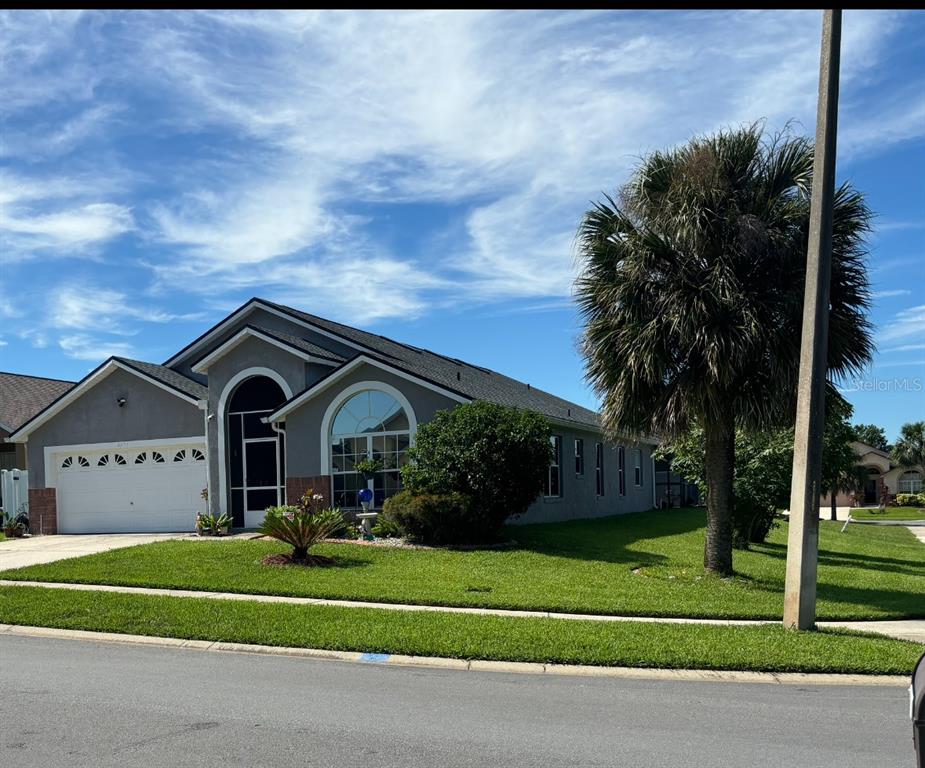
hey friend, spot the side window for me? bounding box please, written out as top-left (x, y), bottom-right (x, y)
top-left (544, 436), bottom-right (562, 498)
top-left (595, 442), bottom-right (604, 496)
top-left (634, 448), bottom-right (643, 486)
top-left (574, 439), bottom-right (584, 476)
top-left (618, 446), bottom-right (626, 496)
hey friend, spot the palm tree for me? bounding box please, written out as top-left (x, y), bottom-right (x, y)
top-left (892, 422), bottom-right (925, 469)
top-left (575, 124), bottom-right (873, 574)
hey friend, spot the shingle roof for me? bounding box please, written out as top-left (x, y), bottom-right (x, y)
top-left (261, 299), bottom-right (602, 431)
top-left (115, 358), bottom-right (208, 401)
top-left (249, 326), bottom-right (346, 363)
top-left (0, 372), bottom-right (75, 432)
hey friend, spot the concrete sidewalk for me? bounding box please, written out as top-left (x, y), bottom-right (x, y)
top-left (2, 579), bottom-right (922, 643)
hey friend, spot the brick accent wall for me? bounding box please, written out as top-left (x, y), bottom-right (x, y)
top-left (286, 475), bottom-right (332, 508)
top-left (28, 488), bottom-right (57, 535)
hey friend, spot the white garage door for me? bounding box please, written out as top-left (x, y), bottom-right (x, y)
top-left (53, 441), bottom-right (207, 534)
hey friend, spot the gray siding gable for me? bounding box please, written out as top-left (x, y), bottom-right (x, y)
top-left (26, 366), bottom-right (204, 487)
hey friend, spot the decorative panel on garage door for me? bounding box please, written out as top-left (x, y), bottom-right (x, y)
top-left (53, 441), bottom-right (207, 534)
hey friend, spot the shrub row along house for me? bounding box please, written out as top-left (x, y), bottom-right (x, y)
top-left (8, 298), bottom-right (656, 534)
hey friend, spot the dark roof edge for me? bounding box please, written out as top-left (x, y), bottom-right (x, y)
top-left (8, 357), bottom-right (117, 439)
top-left (114, 358), bottom-right (206, 401)
top-left (0, 370), bottom-right (76, 385)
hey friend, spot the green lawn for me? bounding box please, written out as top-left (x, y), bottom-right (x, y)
top-left (0, 585), bottom-right (918, 675)
top-left (851, 508), bottom-right (925, 521)
top-left (4, 509), bottom-right (922, 620)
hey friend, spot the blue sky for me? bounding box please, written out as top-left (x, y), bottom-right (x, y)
top-left (1, 10), bottom-right (923, 440)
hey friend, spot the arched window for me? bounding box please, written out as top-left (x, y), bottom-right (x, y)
top-left (330, 389), bottom-right (410, 509)
top-left (899, 471), bottom-right (923, 494)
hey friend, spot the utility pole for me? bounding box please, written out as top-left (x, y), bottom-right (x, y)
top-left (784, 9), bottom-right (842, 630)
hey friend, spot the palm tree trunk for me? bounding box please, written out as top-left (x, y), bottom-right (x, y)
top-left (703, 415), bottom-right (734, 575)
top-left (830, 491), bottom-right (837, 521)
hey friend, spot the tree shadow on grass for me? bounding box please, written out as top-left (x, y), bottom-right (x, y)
top-left (506, 509), bottom-right (706, 568)
top-left (814, 581), bottom-right (925, 619)
top-left (754, 541), bottom-right (925, 577)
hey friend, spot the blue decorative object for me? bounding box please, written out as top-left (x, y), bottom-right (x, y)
top-left (358, 487), bottom-right (373, 505)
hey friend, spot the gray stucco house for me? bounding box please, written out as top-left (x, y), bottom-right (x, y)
top-left (9, 298), bottom-right (656, 534)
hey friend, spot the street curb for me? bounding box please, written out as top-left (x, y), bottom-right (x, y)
top-left (0, 623), bottom-right (908, 686)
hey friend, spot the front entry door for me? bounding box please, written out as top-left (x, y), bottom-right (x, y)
top-left (864, 477), bottom-right (877, 505)
top-left (226, 376), bottom-right (287, 528)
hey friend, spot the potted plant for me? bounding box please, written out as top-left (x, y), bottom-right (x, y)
top-left (215, 513), bottom-right (231, 535)
top-left (355, 457), bottom-right (383, 481)
top-left (195, 511), bottom-right (232, 536)
top-left (2, 508), bottom-right (28, 538)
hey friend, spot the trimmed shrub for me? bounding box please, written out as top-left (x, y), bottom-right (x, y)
top-left (895, 492), bottom-right (925, 508)
top-left (400, 401), bottom-right (552, 542)
top-left (259, 489), bottom-right (343, 564)
top-left (380, 491), bottom-right (474, 545)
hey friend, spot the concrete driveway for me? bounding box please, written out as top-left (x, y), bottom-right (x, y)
top-left (0, 534), bottom-right (188, 571)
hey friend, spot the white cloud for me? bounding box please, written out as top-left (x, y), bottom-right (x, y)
top-left (883, 342), bottom-right (925, 353)
top-left (0, 172), bottom-right (135, 260)
top-left (150, 176), bottom-right (331, 266)
top-left (18, 329), bottom-right (48, 349)
top-left (58, 334), bottom-right (135, 361)
top-left (873, 289), bottom-right (912, 299)
top-left (0, 104), bottom-right (123, 160)
top-left (0, 9), bottom-right (921, 322)
top-left (50, 286), bottom-right (202, 331)
top-left (880, 304), bottom-right (925, 343)
top-left (2, 203), bottom-right (133, 246)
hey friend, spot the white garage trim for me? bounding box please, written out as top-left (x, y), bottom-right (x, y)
top-left (48, 437), bottom-right (208, 534)
top-left (44, 436), bottom-right (206, 490)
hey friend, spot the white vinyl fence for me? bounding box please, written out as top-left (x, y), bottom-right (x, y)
top-left (0, 469), bottom-right (28, 521)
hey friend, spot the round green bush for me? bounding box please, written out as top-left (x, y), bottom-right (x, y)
top-left (398, 401), bottom-right (552, 542)
top-left (380, 491), bottom-right (475, 544)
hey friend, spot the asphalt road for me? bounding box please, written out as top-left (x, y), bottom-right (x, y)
top-left (0, 635), bottom-right (913, 767)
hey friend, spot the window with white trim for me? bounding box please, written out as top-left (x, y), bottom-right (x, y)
top-left (633, 448), bottom-right (643, 486)
top-left (618, 446), bottom-right (626, 496)
top-left (899, 471), bottom-right (923, 494)
top-left (544, 436), bottom-right (562, 498)
top-left (574, 438), bottom-right (584, 476)
top-left (595, 442), bottom-right (604, 496)
top-left (330, 389), bottom-right (410, 509)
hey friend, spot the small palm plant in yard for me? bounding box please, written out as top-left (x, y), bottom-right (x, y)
top-left (259, 490), bottom-right (344, 566)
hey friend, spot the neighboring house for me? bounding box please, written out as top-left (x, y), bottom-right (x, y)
top-left (821, 440), bottom-right (924, 506)
top-left (0, 371), bottom-right (75, 471)
top-left (9, 298), bottom-right (657, 534)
